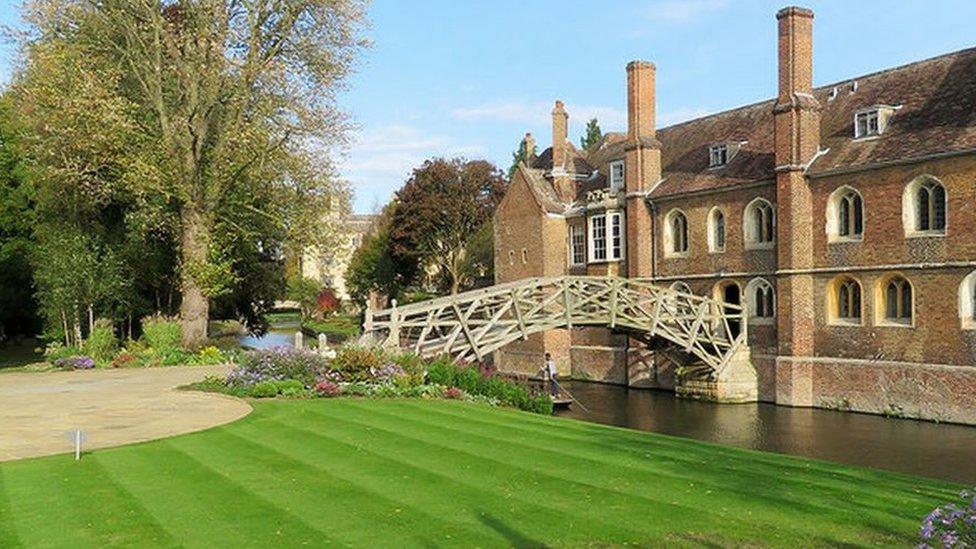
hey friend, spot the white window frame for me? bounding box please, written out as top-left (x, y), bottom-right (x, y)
top-left (588, 215), bottom-right (607, 263)
top-left (608, 211), bottom-right (624, 261)
top-left (608, 160), bottom-right (625, 192)
top-left (570, 224), bottom-right (586, 266)
top-left (854, 109), bottom-right (880, 139)
top-left (587, 211), bottom-right (623, 263)
top-left (709, 144), bottom-right (728, 168)
top-left (663, 209), bottom-right (689, 258)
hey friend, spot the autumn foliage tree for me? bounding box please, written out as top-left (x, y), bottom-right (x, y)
top-left (389, 158), bottom-right (506, 295)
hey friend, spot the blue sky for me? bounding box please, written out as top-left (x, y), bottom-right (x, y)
top-left (2, 1), bottom-right (975, 213)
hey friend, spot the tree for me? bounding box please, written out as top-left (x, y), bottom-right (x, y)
top-left (0, 98), bottom-right (39, 339)
top-left (580, 118), bottom-right (602, 151)
top-left (390, 158), bottom-right (506, 295)
top-left (15, 0), bottom-right (367, 347)
top-left (508, 135), bottom-right (537, 180)
top-left (345, 203), bottom-right (414, 308)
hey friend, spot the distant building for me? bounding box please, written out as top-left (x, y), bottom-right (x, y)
top-left (301, 214), bottom-right (377, 303)
top-left (494, 6), bottom-right (976, 423)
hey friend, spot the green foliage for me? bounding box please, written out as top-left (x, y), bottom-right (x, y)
top-left (141, 315), bottom-right (181, 355)
top-left (286, 274), bottom-right (323, 319)
top-left (579, 118), bottom-right (603, 151)
top-left (330, 346), bottom-right (385, 382)
top-left (83, 319), bottom-right (118, 364)
top-left (43, 342), bottom-right (83, 363)
top-left (345, 202), bottom-right (413, 307)
top-left (302, 313), bottom-right (360, 343)
top-left (422, 359), bottom-right (550, 414)
top-left (248, 381), bottom-right (281, 398)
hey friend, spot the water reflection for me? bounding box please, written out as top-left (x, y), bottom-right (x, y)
top-left (236, 321), bottom-right (300, 350)
top-left (557, 380), bottom-right (976, 484)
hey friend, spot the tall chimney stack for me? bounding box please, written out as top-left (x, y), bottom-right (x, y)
top-left (773, 6), bottom-right (819, 374)
top-left (623, 60), bottom-right (661, 278)
top-left (522, 132), bottom-right (536, 165)
top-left (774, 6), bottom-right (819, 167)
top-left (550, 101), bottom-right (574, 201)
top-left (551, 101), bottom-right (568, 172)
top-left (626, 61), bottom-right (656, 141)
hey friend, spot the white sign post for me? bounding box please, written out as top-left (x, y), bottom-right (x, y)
top-left (68, 429), bottom-right (86, 460)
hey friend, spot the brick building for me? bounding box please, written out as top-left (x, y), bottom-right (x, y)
top-left (493, 6), bottom-right (976, 423)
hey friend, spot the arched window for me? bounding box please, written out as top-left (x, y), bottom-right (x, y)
top-left (744, 198), bottom-right (774, 249)
top-left (664, 210), bottom-right (689, 256)
top-left (828, 276), bottom-right (862, 324)
top-left (826, 186), bottom-right (864, 241)
top-left (903, 176), bottom-right (947, 235)
top-left (508, 250), bottom-right (515, 266)
top-left (878, 275), bottom-right (913, 325)
top-left (520, 249), bottom-right (527, 264)
top-left (669, 281), bottom-right (692, 294)
top-left (959, 271), bottom-right (976, 329)
top-left (707, 208), bottom-right (726, 252)
top-left (745, 278), bottom-right (775, 321)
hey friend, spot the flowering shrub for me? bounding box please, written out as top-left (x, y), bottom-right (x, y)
top-left (141, 314), bottom-right (181, 355)
top-left (443, 386), bottom-right (463, 399)
top-left (370, 363), bottom-right (406, 383)
top-left (919, 488), bottom-right (976, 547)
top-left (110, 352), bottom-right (138, 368)
top-left (227, 347), bottom-right (334, 387)
top-left (314, 380), bottom-right (342, 397)
top-left (54, 356), bottom-right (95, 370)
top-left (330, 346), bottom-right (384, 381)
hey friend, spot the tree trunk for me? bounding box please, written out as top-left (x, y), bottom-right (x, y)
top-left (179, 207), bottom-right (211, 349)
top-left (61, 310), bottom-right (69, 346)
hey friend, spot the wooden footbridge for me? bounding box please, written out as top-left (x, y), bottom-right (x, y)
top-left (362, 276), bottom-right (751, 379)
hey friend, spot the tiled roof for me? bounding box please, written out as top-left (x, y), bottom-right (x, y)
top-left (526, 46), bottom-right (976, 202)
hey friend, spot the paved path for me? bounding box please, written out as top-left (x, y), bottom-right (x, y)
top-left (0, 365), bottom-right (251, 462)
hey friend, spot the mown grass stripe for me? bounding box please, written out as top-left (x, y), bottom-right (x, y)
top-left (315, 400), bottom-right (919, 546)
top-left (0, 454), bottom-right (178, 548)
top-left (228, 417), bottom-right (627, 541)
top-left (400, 399), bottom-right (948, 494)
top-left (287, 401), bottom-right (778, 546)
top-left (0, 467), bottom-right (23, 548)
top-left (391, 399), bottom-right (948, 509)
top-left (93, 439), bottom-right (329, 547)
top-left (167, 427), bottom-right (501, 547)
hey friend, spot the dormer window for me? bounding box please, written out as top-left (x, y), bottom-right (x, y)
top-left (608, 160), bottom-right (625, 192)
top-left (709, 144), bottom-right (728, 167)
top-left (854, 105), bottom-right (898, 139)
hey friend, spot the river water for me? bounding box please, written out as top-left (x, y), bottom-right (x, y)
top-left (555, 380), bottom-right (976, 484)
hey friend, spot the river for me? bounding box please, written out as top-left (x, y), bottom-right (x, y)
top-left (555, 380), bottom-right (976, 484)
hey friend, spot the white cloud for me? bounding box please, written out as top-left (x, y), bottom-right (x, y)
top-left (642, 0), bottom-right (728, 22)
top-left (452, 100), bottom-right (626, 128)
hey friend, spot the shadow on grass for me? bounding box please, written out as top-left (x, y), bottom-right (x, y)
top-left (475, 511), bottom-right (547, 548)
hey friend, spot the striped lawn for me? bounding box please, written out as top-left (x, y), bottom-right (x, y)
top-left (0, 399), bottom-right (956, 548)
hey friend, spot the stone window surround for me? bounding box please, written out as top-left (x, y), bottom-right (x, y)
top-left (902, 174), bottom-right (948, 238)
top-left (745, 277), bottom-right (775, 324)
top-left (743, 197), bottom-right (776, 250)
top-left (825, 185), bottom-right (865, 243)
top-left (707, 206), bottom-right (726, 253)
top-left (663, 208), bottom-right (690, 258)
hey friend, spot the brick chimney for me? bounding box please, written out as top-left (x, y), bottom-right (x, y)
top-left (626, 61), bottom-right (656, 144)
top-left (773, 6), bottom-right (820, 378)
top-left (774, 6), bottom-right (820, 168)
top-left (522, 132), bottom-right (536, 165)
top-left (550, 100), bottom-right (574, 201)
top-left (624, 60), bottom-right (661, 278)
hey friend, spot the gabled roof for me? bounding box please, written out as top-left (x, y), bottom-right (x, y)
top-left (526, 46), bottom-right (976, 202)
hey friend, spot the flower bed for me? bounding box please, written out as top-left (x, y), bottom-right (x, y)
top-left (918, 487), bottom-right (976, 547)
top-left (191, 346), bottom-right (553, 414)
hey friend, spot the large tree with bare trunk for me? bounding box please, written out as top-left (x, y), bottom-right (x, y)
top-left (13, 0), bottom-right (367, 346)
